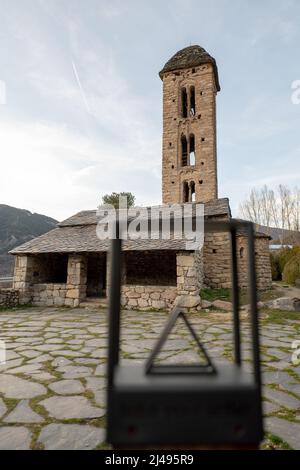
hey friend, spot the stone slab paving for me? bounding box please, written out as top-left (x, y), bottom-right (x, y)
top-left (0, 306), bottom-right (299, 449)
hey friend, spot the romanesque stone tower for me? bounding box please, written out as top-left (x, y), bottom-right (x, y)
top-left (160, 45), bottom-right (220, 204)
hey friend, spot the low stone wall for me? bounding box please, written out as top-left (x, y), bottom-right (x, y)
top-left (0, 288), bottom-right (19, 308)
top-left (121, 285), bottom-right (177, 311)
top-left (33, 283), bottom-right (67, 307)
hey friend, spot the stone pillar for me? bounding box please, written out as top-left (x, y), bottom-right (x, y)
top-left (66, 254), bottom-right (87, 307)
top-left (176, 251), bottom-right (202, 308)
top-left (12, 255), bottom-right (34, 304)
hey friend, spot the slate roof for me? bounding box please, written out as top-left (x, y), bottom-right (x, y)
top-left (10, 199), bottom-right (231, 255)
top-left (159, 45), bottom-right (220, 91)
top-left (59, 198), bottom-right (231, 227)
top-left (235, 219), bottom-right (272, 240)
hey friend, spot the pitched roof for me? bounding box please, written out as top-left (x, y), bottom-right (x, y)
top-left (235, 220), bottom-right (272, 240)
top-left (10, 199), bottom-right (231, 255)
top-left (159, 45), bottom-right (220, 91)
top-left (59, 198), bottom-right (231, 227)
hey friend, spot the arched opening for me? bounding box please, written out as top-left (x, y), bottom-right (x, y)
top-left (181, 135), bottom-right (188, 166)
top-left (240, 247), bottom-right (245, 259)
top-left (181, 88), bottom-right (188, 118)
top-left (183, 181), bottom-right (189, 203)
top-left (190, 86), bottom-right (196, 116)
top-left (190, 181), bottom-right (196, 202)
top-left (189, 134), bottom-right (195, 166)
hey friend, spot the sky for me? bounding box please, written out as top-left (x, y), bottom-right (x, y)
top-left (0, 0), bottom-right (300, 221)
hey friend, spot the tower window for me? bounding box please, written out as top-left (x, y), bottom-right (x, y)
top-left (190, 181), bottom-right (196, 202)
top-left (181, 88), bottom-right (188, 118)
top-left (189, 134), bottom-right (195, 166)
top-left (190, 86), bottom-right (196, 116)
top-left (183, 182), bottom-right (189, 203)
top-left (240, 247), bottom-right (245, 259)
top-left (181, 135), bottom-right (188, 167)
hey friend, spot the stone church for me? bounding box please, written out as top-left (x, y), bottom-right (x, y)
top-left (11, 45), bottom-right (272, 310)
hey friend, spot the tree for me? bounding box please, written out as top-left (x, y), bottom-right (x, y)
top-left (100, 192), bottom-right (136, 209)
top-left (239, 184), bottom-right (300, 241)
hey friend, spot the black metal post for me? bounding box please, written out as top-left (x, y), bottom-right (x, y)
top-left (230, 226), bottom-right (241, 366)
top-left (247, 223), bottom-right (261, 389)
top-left (107, 220), bottom-right (122, 388)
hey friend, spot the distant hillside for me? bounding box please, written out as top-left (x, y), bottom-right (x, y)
top-left (0, 205), bottom-right (58, 276)
top-left (256, 224), bottom-right (300, 245)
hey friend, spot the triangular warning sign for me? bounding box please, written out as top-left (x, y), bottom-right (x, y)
top-left (145, 306), bottom-right (216, 375)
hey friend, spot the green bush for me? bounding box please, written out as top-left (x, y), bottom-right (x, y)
top-left (270, 253), bottom-right (281, 281)
top-left (282, 252), bottom-right (300, 285)
top-left (278, 247), bottom-right (300, 274)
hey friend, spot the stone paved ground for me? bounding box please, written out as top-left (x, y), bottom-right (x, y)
top-left (0, 306), bottom-right (300, 450)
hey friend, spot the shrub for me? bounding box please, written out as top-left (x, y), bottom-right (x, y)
top-left (270, 253), bottom-right (281, 281)
top-left (278, 246), bottom-right (300, 274)
top-left (282, 252), bottom-right (300, 285)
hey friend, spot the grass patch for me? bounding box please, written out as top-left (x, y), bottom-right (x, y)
top-left (285, 367), bottom-right (300, 383)
top-left (30, 425), bottom-right (45, 450)
top-left (0, 304), bottom-right (34, 313)
top-left (201, 288), bottom-right (250, 306)
top-left (201, 288), bottom-right (231, 302)
top-left (201, 287), bottom-right (286, 309)
top-left (263, 432), bottom-right (292, 450)
top-left (95, 440), bottom-right (112, 450)
top-left (274, 408), bottom-right (298, 422)
top-left (3, 397), bottom-right (19, 414)
top-left (259, 287), bottom-right (285, 303)
top-left (261, 308), bottom-right (300, 324)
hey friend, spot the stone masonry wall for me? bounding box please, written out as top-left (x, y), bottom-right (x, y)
top-left (162, 63), bottom-right (218, 204)
top-left (237, 237), bottom-right (272, 291)
top-left (203, 231), bottom-right (272, 291)
top-left (0, 289), bottom-right (19, 308)
top-left (33, 284), bottom-right (67, 307)
top-left (121, 285), bottom-right (177, 311)
top-left (121, 251), bottom-right (202, 311)
top-left (13, 255), bottom-right (35, 304)
top-left (65, 255), bottom-right (87, 307)
top-left (203, 231), bottom-right (232, 289)
top-left (176, 251), bottom-right (201, 308)
top-left (13, 254), bottom-right (88, 308)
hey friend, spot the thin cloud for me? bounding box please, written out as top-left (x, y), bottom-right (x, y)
top-left (71, 60), bottom-right (92, 115)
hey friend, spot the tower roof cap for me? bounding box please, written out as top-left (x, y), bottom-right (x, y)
top-left (159, 45), bottom-right (220, 91)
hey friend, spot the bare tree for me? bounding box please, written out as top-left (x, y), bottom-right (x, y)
top-left (239, 185), bottom-right (300, 240)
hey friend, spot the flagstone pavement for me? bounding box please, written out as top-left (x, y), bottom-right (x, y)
top-left (0, 307), bottom-right (299, 450)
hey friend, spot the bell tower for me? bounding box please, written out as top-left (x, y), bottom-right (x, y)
top-left (159, 45), bottom-right (220, 204)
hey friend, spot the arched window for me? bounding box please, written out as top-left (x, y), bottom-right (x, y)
top-left (183, 181), bottom-right (189, 203)
top-left (240, 247), bottom-right (245, 259)
top-left (190, 86), bottom-right (196, 116)
top-left (181, 88), bottom-right (188, 118)
top-left (181, 135), bottom-right (188, 166)
top-left (189, 134), bottom-right (195, 166)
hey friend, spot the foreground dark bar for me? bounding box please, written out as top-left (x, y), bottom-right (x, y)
top-left (106, 219), bottom-right (263, 449)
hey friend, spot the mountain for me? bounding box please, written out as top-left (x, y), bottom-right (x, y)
top-left (0, 204), bottom-right (58, 276)
top-left (256, 224), bottom-right (300, 245)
